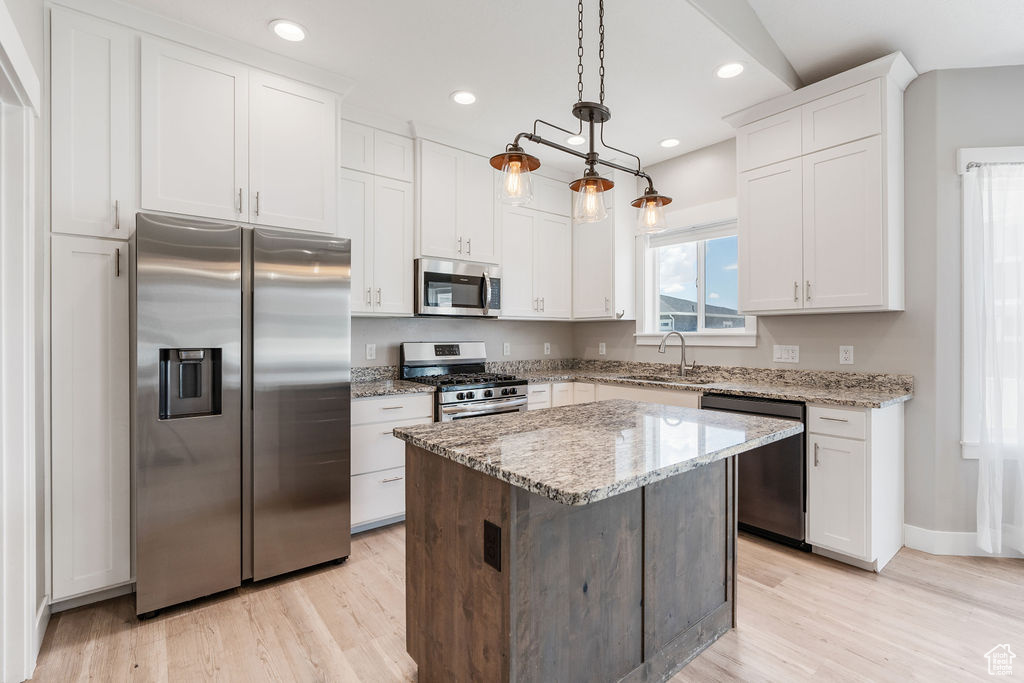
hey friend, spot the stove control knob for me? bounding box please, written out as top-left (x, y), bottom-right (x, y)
top-left (509, 387), bottom-right (517, 395)
top-left (456, 392), bottom-right (465, 400)
top-left (501, 388), bottom-right (509, 396)
top-left (466, 391), bottom-right (475, 400)
top-left (484, 389), bottom-right (493, 398)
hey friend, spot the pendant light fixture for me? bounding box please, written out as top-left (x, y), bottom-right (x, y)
top-left (490, 0), bottom-right (672, 232)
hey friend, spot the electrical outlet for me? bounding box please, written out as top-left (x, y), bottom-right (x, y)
top-left (772, 344), bottom-right (799, 363)
top-left (365, 343), bottom-right (376, 361)
top-left (503, 342), bottom-right (511, 356)
top-left (483, 521), bottom-right (502, 571)
top-left (543, 342), bottom-right (551, 355)
top-left (839, 345), bottom-right (854, 365)
top-left (598, 342), bottom-right (607, 356)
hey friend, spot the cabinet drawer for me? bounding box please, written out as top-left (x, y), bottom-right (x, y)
top-left (351, 394), bottom-right (433, 424)
top-left (351, 466), bottom-right (405, 528)
top-left (737, 108), bottom-right (802, 171)
top-left (808, 405), bottom-right (867, 440)
top-left (573, 382), bottom-right (596, 404)
top-left (552, 382), bottom-right (574, 407)
top-left (527, 383), bottom-right (551, 407)
top-left (351, 417), bottom-right (428, 475)
top-left (801, 79), bottom-right (881, 154)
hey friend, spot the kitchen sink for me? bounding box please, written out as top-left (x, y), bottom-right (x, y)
top-left (619, 374), bottom-right (713, 385)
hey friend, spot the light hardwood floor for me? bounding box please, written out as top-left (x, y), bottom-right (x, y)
top-left (32, 525), bottom-right (1023, 682)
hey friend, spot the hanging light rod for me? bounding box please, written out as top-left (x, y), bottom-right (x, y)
top-left (490, 0), bottom-right (671, 232)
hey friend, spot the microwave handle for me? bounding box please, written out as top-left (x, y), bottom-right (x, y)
top-left (482, 271), bottom-right (492, 313)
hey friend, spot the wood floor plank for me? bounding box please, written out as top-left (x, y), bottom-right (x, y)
top-left (31, 526), bottom-right (1024, 682)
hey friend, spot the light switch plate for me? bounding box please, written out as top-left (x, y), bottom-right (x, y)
top-left (503, 342), bottom-right (511, 356)
top-left (772, 344), bottom-right (799, 363)
top-left (839, 345), bottom-right (854, 365)
top-left (598, 342), bottom-right (607, 356)
top-left (543, 342), bottom-right (551, 355)
top-left (365, 343), bottom-right (376, 361)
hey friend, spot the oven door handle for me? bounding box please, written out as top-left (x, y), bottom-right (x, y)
top-left (482, 271), bottom-right (492, 314)
top-left (440, 396), bottom-right (527, 415)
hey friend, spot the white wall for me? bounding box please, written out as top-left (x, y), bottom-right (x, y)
top-left (578, 66), bottom-right (1024, 535)
top-left (353, 318), bottom-right (575, 367)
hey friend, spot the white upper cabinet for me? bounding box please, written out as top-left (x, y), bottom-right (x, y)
top-left (51, 10), bottom-right (135, 238)
top-left (498, 207), bottom-right (537, 318)
top-left (534, 214), bottom-right (572, 318)
top-left (339, 120), bottom-right (375, 173)
top-left (417, 139), bottom-right (498, 264)
top-left (373, 130), bottom-right (414, 183)
top-left (141, 38), bottom-right (248, 222)
top-left (51, 236), bottom-right (131, 600)
top-left (531, 175), bottom-right (572, 217)
top-left (801, 80), bottom-right (881, 154)
top-left (249, 72), bottom-right (336, 233)
top-left (418, 140), bottom-right (460, 259)
top-left (572, 177), bottom-right (635, 320)
top-left (802, 137), bottom-right (883, 309)
top-left (738, 158), bottom-right (804, 312)
top-left (339, 168), bottom-right (374, 313)
top-left (726, 52), bottom-right (915, 315)
top-left (372, 176), bottom-right (414, 314)
top-left (498, 207), bottom-right (571, 320)
top-left (736, 107), bottom-right (802, 172)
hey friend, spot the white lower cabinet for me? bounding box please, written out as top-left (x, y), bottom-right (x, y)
top-left (805, 403), bottom-right (904, 571)
top-left (551, 382), bottom-right (574, 407)
top-left (572, 382), bottom-right (595, 404)
top-left (51, 236), bottom-right (131, 600)
top-left (595, 383), bottom-right (701, 409)
top-left (350, 394), bottom-right (432, 531)
top-left (527, 384), bottom-right (551, 410)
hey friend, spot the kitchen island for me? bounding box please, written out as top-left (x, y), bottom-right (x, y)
top-left (394, 400), bottom-right (803, 682)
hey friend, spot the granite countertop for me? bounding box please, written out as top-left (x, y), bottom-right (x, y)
top-left (516, 370), bottom-right (911, 408)
top-left (394, 399), bottom-right (803, 506)
top-left (351, 379), bottom-right (434, 399)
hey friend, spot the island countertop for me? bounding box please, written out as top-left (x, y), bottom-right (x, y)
top-left (393, 399), bottom-right (803, 506)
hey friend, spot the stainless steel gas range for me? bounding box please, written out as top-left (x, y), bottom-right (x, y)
top-left (400, 342), bottom-right (528, 422)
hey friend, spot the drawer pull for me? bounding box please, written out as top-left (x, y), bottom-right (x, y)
top-left (380, 406), bottom-right (403, 410)
top-left (382, 430), bottom-right (395, 436)
top-left (380, 476), bottom-right (403, 484)
top-left (819, 416), bottom-right (849, 423)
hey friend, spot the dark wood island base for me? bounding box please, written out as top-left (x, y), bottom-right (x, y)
top-left (405, 443), bottom-right (737, 683)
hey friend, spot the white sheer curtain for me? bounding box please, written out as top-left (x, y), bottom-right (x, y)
top-left (963, 162), bottom-right (1024, 554)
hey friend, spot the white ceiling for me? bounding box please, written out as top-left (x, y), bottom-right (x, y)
top-left (748, 0), bottom-right (1024, 84)
top-left (117, 0), bottom-right (793, 171)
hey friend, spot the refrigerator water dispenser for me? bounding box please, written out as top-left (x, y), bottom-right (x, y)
top-left (159, 348), bottom-right (221, 419)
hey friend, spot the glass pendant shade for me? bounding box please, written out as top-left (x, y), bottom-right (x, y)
top-left (570, 173), bottom-right (613, 223)
top-left (499, 158), bottom-right (534, 205)
top-left (631, 188), bottom-right (672, 233)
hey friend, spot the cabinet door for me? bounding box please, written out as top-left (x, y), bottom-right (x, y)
top-left (573, 383), bottom-right (595, 404)
top-left (51, 236), bottom-right (130, 599)
top-left (802, 137), bottom-right (883, 310)
top-left (572, 216), bottom-right (614, 318)
top-left (498, 207), bottom-right (537, 318)
top-left (250, 72), bottom-right (337, 233)
top-left (551, 382), bottom-right (574, 407)
top-left (372, 177), bottom-right (414, 315)
top-left (736, 107), bottom-right (802, 172)
top-left (738, 158), bottom-right (804, 312)
top-left (373, 130), bottom-right (414, 182)
top-left (527, 384), bottom-right (551, 410)
top-left (807, 434), bottom-right (867, 558)
top-left (418, 140), bottom-right (460, 259)
top-left (460, 153), bottom-right (497, 263)
top-left (532, 174), bottom-right (571, 216)
top-left (535, 213), bottom-right (572, 318)
top-left (339, 120), bottom-right (374, 173)
top-left (339, 168), bottom-right (373, 313)
top-left (51, 11), bottom-right (135, 238)
top-left (801, 79), bottom-right (881, 154)
top-left (140, 38), bottom-right (248, 221)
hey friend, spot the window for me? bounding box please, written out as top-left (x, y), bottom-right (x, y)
top-left (638, 220), bottom-right (755, 346)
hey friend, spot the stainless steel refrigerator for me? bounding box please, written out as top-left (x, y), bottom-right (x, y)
top-left (130, 213), bottom-right (351, 616)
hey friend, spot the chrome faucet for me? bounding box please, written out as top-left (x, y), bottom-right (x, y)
top-left (658, 331), bottom-right (696, 377)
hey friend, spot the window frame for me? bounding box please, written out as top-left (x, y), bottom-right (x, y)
top-left (636, 218), bottom-right (757, 347)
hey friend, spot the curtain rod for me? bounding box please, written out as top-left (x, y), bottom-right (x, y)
top-left (965, 161), bottom-right (1024, 170)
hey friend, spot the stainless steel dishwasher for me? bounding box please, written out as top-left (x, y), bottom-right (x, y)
top-left (701, 394), bottom-right (809, 549)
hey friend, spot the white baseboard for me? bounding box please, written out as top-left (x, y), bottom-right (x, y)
top-left (34, 597), bottom-right (50, 656)
top-left (50, 581), bottom-right (134, 613)
top-left (904, 524), bottom-right (1024, 558)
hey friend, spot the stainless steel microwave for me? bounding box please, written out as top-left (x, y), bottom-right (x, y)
top-left (415, 258), bottom-right (501, 317)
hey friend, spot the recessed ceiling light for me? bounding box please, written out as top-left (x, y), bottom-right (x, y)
top-left (566, 135), bottom-right (586, 146)
top-left (451, 90), bottom-right (477, 105)
top-left (269, 19), bottom-right (306, 42)
top-left (715, 62), bottom-right (745, 79)
top-left (659, 138), bottom-right (680, 148)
